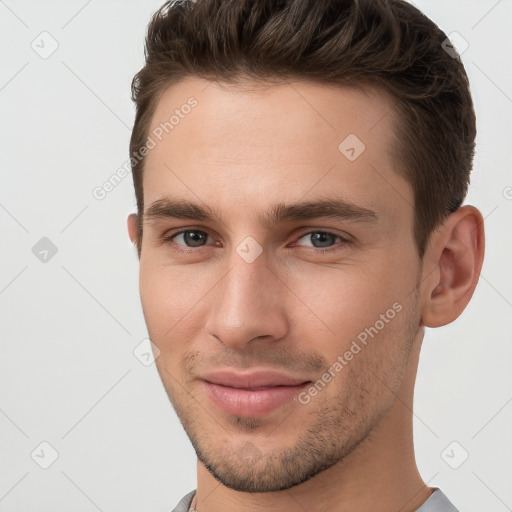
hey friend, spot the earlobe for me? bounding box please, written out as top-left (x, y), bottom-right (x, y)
top-left (421, 205), bottom-right (485, 328)
top-left (127, 213), bottom-right (138, 245)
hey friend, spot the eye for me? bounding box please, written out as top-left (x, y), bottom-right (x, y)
top-left (161, 228), bottom-right (350, 254)
top-left (294, 231), bottom-right (349, 251)
top-left (162, 229), bottom-right (213, 251)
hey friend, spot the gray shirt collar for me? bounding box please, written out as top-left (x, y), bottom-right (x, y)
top-left (169, 487), bottom-right (459, 512)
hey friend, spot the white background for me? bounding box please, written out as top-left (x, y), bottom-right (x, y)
top-left (1, 1), bottom-right (511, 511)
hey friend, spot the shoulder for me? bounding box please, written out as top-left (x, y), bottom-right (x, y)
top-left (167, 489), bottom-right (196, 512)
top-left (415, 487), bottom-right (459, 512)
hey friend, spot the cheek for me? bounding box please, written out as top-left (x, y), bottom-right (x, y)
top-left (139, 262), bottom-right (207, 342)
top-left (308, 296), bottom-right (417, 417)
top-left (289, 262), bottom-right (408, 346)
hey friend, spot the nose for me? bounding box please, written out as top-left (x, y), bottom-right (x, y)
top-left (205, 249), bottom-right (289, 350)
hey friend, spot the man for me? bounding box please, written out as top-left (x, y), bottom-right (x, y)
top-left (126, 0), bottom-right (484, 510)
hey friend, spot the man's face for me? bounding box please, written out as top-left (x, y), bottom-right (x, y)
top-left (134, 77), bottom-right (423, 492)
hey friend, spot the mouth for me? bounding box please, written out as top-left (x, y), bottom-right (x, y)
top-left (201, 380), bottom-right (312, 417)
top-left (200, 369), bottom-right (312, 389)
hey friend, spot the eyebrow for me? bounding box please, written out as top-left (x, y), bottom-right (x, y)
top-left (143, 196), bottom-right (380, 227)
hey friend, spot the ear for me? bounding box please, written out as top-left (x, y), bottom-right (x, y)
top-left (420, 205), bottom-right (485, 328)
top-left (127, 213), bottom-right (138, 245)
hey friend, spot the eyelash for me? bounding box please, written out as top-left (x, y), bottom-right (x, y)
top-left (160, 228), bottom-right (350, 254)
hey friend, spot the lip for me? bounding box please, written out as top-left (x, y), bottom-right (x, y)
top-left (199, 370), bottom-right (311, 417)
top-left (200, 370), bottom-right (310, 389)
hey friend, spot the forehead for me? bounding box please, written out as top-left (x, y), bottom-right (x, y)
top-left (142, 77), bottom-right (412, 226)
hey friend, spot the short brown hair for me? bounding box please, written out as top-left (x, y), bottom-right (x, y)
top-left (130, 0), bottom-right (476, 258)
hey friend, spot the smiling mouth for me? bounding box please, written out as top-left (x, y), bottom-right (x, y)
top-left (201, 380), bottom-right (312, 417)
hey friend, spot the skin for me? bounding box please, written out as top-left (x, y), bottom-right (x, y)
top-left (127, 77), bottom-right (484, 512)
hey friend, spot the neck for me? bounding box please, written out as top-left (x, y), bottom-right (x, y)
top-left (194, 329), bottom-right (432, 512)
